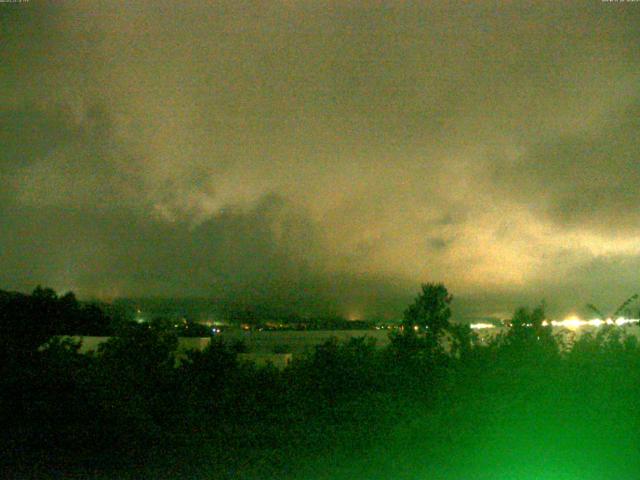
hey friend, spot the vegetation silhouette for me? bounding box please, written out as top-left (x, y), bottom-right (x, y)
top-left (586, 293), bottom-right (639, 320)
top-left (2, 284), bottom-right (640, 479)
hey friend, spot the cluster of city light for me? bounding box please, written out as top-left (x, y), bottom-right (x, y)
top-left (470, 323), bottom-right (496, 330)
top-left (545, 316), bottom-right (640, 329)
top-left (470, 316), bottom-right (640, 330)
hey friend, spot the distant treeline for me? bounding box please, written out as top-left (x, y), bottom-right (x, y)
top-left (0, 285), bottom-right (382, 360)
top-left (3, 284), bottom-right (640, 479)
top-left (0, 287), bottom-right (379, 337)
top-left (119, 296), bottom-right (380, 330)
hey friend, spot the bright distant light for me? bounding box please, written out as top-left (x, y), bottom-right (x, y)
top-left (548, 316), bottom-right (639, 329)
top-left (470, 323), bottom-right (495, 330)
top-left (552, 315), bottom-right (584, 329)
top-left (616, 317), bottom-right (639, 326)
top-left (468, 316), bottom-right (640, 333)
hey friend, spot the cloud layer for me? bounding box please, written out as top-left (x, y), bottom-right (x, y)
top-left (1, 1), bottom-right (639, 319)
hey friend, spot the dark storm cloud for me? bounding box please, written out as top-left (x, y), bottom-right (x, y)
top-left (0, 104), bottom-right (76, 170)
top-left (1, 1), bottom-right (639, 319)
top-left (0, 192), bottom-right (408, 317)
top-left (0, 101), bottom-right (145, 211)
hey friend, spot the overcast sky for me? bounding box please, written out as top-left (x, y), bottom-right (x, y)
top-left (1, 1), bottom-right (639, 320)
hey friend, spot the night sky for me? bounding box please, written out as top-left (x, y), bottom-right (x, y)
top-left (1, 1), bottom-right (639, 320)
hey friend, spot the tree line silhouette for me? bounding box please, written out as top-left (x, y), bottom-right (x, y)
top-left (2, 284), bottom-right (640, 479)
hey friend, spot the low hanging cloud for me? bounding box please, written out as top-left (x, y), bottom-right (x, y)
top-left (1, 1), bottom-right (639, 319)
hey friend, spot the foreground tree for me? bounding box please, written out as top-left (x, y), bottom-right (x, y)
top-left (402, 283), bottom-right (452, 337)
top-left (0, 287), bottom-right (61, 362)
top-left (502, 303), bottom-right (559, 363)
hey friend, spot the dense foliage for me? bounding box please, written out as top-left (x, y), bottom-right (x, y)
top-left (2, 285), bottom-right (640, 479)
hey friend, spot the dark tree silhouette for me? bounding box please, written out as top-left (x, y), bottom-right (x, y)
top-left (0, 286), bottom-right (61, 361)
top-left (402, 283), bottom-right (452, 337)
